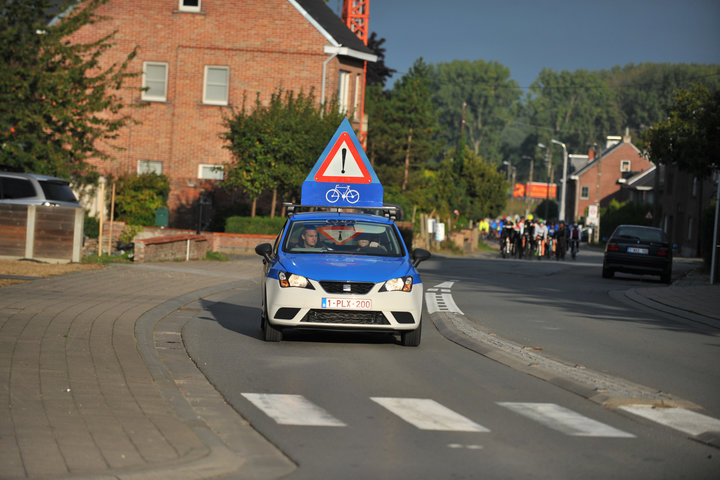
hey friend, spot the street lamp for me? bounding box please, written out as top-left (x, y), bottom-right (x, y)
top-left (537, 143), bottom-right (550, 220)
top-left (552, 139), bottom-right (568, 221)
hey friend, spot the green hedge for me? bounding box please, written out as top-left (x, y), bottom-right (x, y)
top-left (225, 216), bottom-right (287, 235)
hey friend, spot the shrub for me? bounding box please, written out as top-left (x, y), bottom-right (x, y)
top-left (113, 173), bottom-right (170, 226)
top-left (225, 216), bottom-right (286, 235)
top-left (84, 213), bottom-right (99, 239)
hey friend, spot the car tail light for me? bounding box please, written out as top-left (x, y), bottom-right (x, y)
top-left (607, 244), bottom-right (620, 252)
top-left (656, 248), bottom-right (668, 256)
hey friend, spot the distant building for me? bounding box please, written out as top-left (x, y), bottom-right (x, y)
top-left (655, 164), bottom-right (716, 257)
top-left (67, 0), bottom-right (376, 227)
top-left (566, 134), bottom-right (654, 223)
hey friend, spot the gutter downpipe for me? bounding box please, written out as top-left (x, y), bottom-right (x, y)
top-left (321, 49), bottom-right (340, 109)
top-left (711, 171), bottom-right (720, 284)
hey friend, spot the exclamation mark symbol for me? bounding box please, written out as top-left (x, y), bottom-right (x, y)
top-left (341, 148), bottom-right (346, 174)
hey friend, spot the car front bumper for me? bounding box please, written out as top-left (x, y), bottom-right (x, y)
top-left (265, 278), bottom-right (423, 332)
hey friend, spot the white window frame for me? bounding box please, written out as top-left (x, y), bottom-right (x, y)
top-left (580, 186), bottom-right (589, 200)
top-left (198, 164), bottom-right (224, 180)
top-left (142, 62), bottom-right (168, 102)
top-left (203, 66), bottom-right (230, 106)
top-left (620, 160), bottom-right (631, 172)
top-left (178, 0), bottom-right (201, 13)
top-left (352, 74), bottom-right (361, 121)
top-left (137, 160), bottom-right (163, 174)
top-left (338, 70), bottom-right (350, 114)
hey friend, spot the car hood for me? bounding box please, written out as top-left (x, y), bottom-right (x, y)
top-left (278, 253), bottom-right (415, 283)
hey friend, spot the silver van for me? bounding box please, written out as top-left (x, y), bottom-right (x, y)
top-left (0, 172), bottom-right (80, 208)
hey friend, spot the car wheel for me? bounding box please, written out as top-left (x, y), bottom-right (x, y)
top-left (262, 310), bottom-right (283, 342)
top-left (602, 266), bottom-right (613, 278)
top-left (661, 268), bottom-right (672, 284)
top-left (400, 321), bottom-right (422, 347)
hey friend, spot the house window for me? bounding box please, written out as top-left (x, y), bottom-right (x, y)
top-left (580, 186), bottom-right (589, 200)
top-left (352, 74), bottom-right (361, 121)
top-left (203, 66), bottom-right (229, 105)
top-left (138, 160), bottom-right (163, 174)
top-left (142, 62), bottom-right (168, 102)
top-left (620, 160), bottom-right (631, 172)
top-left (179, 0), bottom-right (201, 12)
top-left (198, 164), bottom-right (224, 180)
top-left (338, 70), bottom-right (350, 114)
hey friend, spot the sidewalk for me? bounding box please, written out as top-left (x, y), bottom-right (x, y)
top-left (0, 258), bottom-right (295, 480)
top-left (1, 254), bottom-right (717, 480)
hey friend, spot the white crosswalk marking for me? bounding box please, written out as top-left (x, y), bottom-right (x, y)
top-left (242, 393), bottom-right (346, 426)
top-left (498, 402), bottom-right (635, 438)
top-left (619, 405), bottom-right (720, 436)
top-left (371, 397), bottom-right (490, 432)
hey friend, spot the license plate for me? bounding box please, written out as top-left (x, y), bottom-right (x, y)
top-left (627, 247), bottom-right (648, 254)
top-left (322, 298), bottom-right (372, 310)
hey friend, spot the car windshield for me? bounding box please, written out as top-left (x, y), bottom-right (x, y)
top-left (613, 227), bottom-right (666, 243)
top-left (283, 219), bottom-right (404, 256)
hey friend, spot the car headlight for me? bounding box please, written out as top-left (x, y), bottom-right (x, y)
top-left (278, 271), bottom-right (314, 289)
top-left (381, 276), bottom-right (413, 292)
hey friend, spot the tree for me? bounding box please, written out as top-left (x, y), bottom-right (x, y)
top-left (430, 60), bottom-right (521, 165)
top-left (220, 90), bottom-right (345, 217)
top-left (644, 83), bottom-right (720, 179)
top-left (366, 58), bottom-right (440, 192)
top-left (366, 32), bottom-right (395, 88)
top-left (0, 0), bottom-right (139, 182)
top-left (526, 68), bottom-right (621, 155)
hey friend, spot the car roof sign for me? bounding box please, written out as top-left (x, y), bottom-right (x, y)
top-left (301, 118), bottom-right (383, 207)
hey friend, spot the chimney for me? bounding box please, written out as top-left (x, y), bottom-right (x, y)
top-left (623, 127), bottom-right (631, 143)
top-left (606, 136), bottom-right (621, 149)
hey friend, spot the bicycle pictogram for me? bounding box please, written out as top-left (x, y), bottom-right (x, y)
top-left (325, 184), bottom-right (360, 204)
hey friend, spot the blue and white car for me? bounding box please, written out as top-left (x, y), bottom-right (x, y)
top-left (255, 208), bottom-right (431, 346)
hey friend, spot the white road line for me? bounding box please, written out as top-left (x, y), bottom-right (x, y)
top-left (498, 402), bottom-right (635, 438)
top-left (242, 393), bottom-right (346, 427)
top-left (619, 405), bottom-right (720, 436)
top-left (371, 397), bottom-right (490, 432)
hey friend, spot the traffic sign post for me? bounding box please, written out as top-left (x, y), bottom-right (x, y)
top-left (302, 118), bottom-right (383, 207)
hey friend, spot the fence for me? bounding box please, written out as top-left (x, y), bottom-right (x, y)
top-left (0, 204), bottom-right (84, 263)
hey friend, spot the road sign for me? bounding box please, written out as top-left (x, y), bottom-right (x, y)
top-left (302, 118), bottom-right (383, 207)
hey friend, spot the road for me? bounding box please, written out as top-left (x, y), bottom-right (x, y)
top-left (181, 248), bottom-right (719, 480)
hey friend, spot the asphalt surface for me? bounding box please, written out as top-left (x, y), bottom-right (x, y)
top-left (1, 253), bottom-right (718, 479)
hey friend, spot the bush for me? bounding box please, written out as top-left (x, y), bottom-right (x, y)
top-left (599, 199), bottom-right (653, 240)
top-left (225, 216), bottom-right (286, 235)
top-left (84, 214), bottom-right (99, 239)
top-left (113, 173), bottom-right (170, 226)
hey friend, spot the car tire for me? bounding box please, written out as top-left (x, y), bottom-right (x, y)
top-left (602, 266), bottom-right (614, 278)
top-left (661, 268), bottom-right (672, 284)
top-left (262, 309), bottom-right (283, 342)
top-left (400, 321), bottom-right (422, 347)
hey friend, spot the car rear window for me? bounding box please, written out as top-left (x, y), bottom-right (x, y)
top-left (614, 227), bottom-right (666, 243)
top-left (39, 180), bottom-right (78, 203)
top-left (0, 177), bottom-right (36, 199)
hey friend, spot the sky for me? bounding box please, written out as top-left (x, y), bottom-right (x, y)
top-left (331, 0), bottom-right (720, 90)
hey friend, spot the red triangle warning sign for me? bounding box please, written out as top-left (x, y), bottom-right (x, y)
top-left (314, 132), bottom-right (372, 183)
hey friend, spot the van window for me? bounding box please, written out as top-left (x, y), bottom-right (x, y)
top-left (39, 180), bottom-right (77, 202)
top-left (0, 177), bottom-right (36, 199)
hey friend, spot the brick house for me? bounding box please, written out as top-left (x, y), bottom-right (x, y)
top-left (655, 165), bottom-right (716, 257)
top-left (566, 134), bottom-right (654, 223)
top-left (67, 0), bottom-right (376, 227)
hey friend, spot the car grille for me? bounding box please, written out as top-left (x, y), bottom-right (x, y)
top-left (301, 309), bottom-right (390, 325)
top-left (319, 281), bottom-right (375, 294)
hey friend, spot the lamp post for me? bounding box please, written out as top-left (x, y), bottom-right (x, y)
top-left (552, 139), bottom-right (568, 221)
top-left (537, 143), bottom-right (550, 220)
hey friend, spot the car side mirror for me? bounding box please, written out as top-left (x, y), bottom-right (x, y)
top-left (412, 248), bottom-right (431, 267)
top-left (255, 243), bottom-right (273, 263)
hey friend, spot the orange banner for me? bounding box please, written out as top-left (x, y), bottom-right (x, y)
top-left (513, 182), bottom-right (557, 199)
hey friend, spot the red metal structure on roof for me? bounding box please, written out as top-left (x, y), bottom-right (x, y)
top-left (341, 0), bottom-right (369, 146)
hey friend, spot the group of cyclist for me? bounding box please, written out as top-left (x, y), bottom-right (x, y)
top-left (488, 215), bottom-right (582, 260)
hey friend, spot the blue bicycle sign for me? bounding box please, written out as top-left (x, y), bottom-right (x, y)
top-left (325, 184), bottom-right (360, 204)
